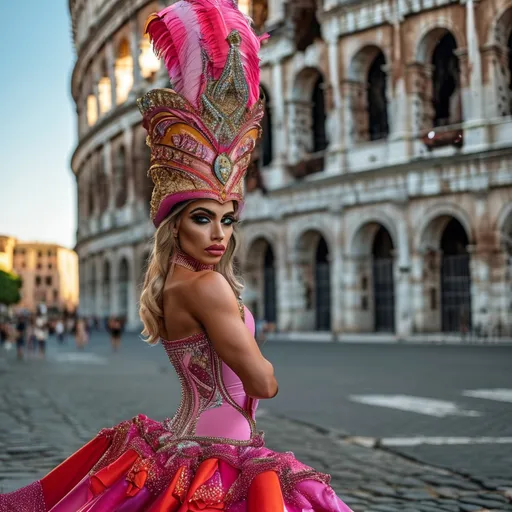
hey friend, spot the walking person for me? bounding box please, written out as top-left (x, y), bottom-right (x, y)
top-left (55, 318), bottom-right (65, 343)
top-left (15, 315), bottom-right (27, 360)
top-left (34, 313), bottom-right (48, 359)
top-left (0, 3), bottom-right (352, 510)
top-left (108, 316), bottom-right (123, 352)
top-left (74, 317), bottom-right (88, 350)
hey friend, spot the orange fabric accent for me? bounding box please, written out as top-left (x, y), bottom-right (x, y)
top-left (40, 435), bottom-right (112, 510)
top-left (248, 471), bottom-right (284, 512)
top-left (126, 468), bottom-right (148, 497)
top-left (178, 459), bottom-right (220, 512)
top-left (148, 466), bottom-right (185, 512)
top-left (89, 450), bottom-right (139, 496)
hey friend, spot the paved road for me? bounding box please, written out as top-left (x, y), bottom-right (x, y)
top-left (1, 334), bottom-right (511, 511)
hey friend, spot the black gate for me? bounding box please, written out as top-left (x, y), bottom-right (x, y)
top-left (372, 258), bottom-right (395, 332)
top-left (315, 238), bottom-right (331, 331)
top-left (441, 254), bottom-right (471, 332)
top-left (263, 247), bottom-right (277, 324)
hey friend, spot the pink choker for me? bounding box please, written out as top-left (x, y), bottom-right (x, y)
top-left (173, 249), bottom-right (215, 272)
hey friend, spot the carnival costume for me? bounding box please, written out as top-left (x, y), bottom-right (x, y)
top-left (0, 1), bottom-right (352, 510)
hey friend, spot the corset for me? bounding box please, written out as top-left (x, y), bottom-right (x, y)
top-left (160, 306), bottom-right (259, 447)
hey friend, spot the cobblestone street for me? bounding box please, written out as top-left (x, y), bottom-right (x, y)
top-left (1, 338), bottom-right (511, 511)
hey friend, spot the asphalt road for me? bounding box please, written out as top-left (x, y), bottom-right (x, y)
top-left (49, 331), bottom-right (512, 482)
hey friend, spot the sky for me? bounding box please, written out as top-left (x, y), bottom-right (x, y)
top-left (0, 1), bottom-right (77, 249)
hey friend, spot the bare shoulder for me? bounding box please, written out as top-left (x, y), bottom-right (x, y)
top-left (186, 271), bottom-right (239, 314)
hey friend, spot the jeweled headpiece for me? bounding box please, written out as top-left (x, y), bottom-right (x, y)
top-left (137, 0), bottom-right (266, 227)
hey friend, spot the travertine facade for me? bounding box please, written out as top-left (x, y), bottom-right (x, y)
top-left (0, 236), bottom-right (79, 313)
top-left (70, 0), bottom-right (512, 336)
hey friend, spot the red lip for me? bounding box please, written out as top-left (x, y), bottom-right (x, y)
top-left (206, 245), bottom-right (225, 251)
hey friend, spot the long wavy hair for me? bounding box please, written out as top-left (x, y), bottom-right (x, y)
top-left (139, 201), bottom-right (244, 345)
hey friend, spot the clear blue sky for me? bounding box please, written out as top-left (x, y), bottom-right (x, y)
top-left (0, 1), bottom-right (76, 249)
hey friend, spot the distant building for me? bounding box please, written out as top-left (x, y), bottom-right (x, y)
top-left (70, 0), bottom-right (512, 337)
top-left (0, 236), bottom-right (79, 314)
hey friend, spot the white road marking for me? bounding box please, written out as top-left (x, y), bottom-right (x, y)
top-left (349, 394), bottom-right (481, 417)
top-left (463, 389), bottom-right (512, 403)
top-left (53, 353), bottom-right (107, 365)
top-left (379, 436), bottom-right (512, 447)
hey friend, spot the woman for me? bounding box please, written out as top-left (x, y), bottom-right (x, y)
top-left (0, 1), bottom-right (352, 510)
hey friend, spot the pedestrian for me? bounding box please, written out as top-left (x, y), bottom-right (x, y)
top-left (108, 316), bottom-right (123, 352)
top-left (55, 318), bottom-right (65, 343)
top-left (15, 315), bottom-right (27, 360)
top-left (0, 5), bottom-right (352, 510)
top-left (34, 314), bottom-right (48, 359)
top-left (74, 317), bottom-right (88, 350)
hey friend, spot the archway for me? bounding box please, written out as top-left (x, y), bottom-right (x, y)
top-left (115, 145), bottom-right (128, 208)
top-left (118, 258), bottom-right (130, 319)
top-left (368, 52), bottom-right (389, 141)
top-left (350, 220), bottom-right (397, 333)
top-left (115, 38), bottom-right (133, 104)
top-left (263, 245), bottom-right (277, 324)
top-left (372, 226), bottom-right (395, 332)
top-left (348, 46), bottom-right (389, 142)
top-left (432, 33), bottom-right (460, 127)
top-left (102, 260), bottom-right (111, 317)
top-left (315, 237), bottom-right (331, 331)
top-left (244, 238), bottom-right (277, 324)
top-left (439, 218), bottom-right (471, 332)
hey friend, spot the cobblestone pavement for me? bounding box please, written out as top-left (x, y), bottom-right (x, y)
top-left (1, 342), bottom-right (511, 511)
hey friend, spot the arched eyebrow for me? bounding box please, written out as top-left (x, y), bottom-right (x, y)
top-left (189, 207), bottom-right (236, 217)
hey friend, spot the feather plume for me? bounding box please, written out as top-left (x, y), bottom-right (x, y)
top-left (146, 0), bottom-right (264, 110)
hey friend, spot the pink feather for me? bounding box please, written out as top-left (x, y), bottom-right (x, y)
top-left (147, 0), bottom-right (264, 110)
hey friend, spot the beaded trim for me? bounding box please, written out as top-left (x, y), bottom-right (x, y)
top-left (172, 248), bottom-right (214, 272)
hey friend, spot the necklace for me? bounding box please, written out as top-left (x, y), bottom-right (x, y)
top-left (172, 248), bottom-right (214, 272)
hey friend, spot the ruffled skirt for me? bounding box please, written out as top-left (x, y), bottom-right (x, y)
top-left (0, 415), bottom-right (352, 511)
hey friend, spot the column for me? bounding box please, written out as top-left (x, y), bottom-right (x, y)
top-left (130, 17), bottom-right (142, 93)
top-left (465, 0), bottom-right (483, 121)
top-left (106, 40), bottom-right (117, 109)
top-left (325, 37), bottom-right (346, 175)
top-left (394, 219), bottom-right (412, 338)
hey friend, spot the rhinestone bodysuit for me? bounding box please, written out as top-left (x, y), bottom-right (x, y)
top-left (159, 304), bottom-right (259, 450)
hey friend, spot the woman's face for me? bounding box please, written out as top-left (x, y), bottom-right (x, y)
top-left (175, 200), bottom-right (237, 265)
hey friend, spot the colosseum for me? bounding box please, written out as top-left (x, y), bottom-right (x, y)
top-left (70, 0), bottom-right (512, 338)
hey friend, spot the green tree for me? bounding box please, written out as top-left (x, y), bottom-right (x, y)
top-left (0, 268), bottom-right (22, 306)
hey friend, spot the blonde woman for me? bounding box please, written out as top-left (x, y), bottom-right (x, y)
top-left (0, 1), bottom-right (351, 510)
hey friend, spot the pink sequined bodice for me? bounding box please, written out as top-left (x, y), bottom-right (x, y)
top-left (161, 306), bottom-right (259, 446)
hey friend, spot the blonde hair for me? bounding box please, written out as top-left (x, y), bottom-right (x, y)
top-left (139, 201), bottom-right (244, 345)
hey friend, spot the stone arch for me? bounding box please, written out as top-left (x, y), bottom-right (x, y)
top-left (485, 2), bottom-right (512, 46)
top-left (415, 203), bottom-right (474, 252)
top-left (101, 256), bottom-right (113, 317)
top-left (347, 211), bottom-right (399, 257)
top-left (115, 37), bottom-right (133, 104)
top-left (413, 26), bottom-right (464, 131)
top-left (289, 67), bottom-right (328, 162)
top-left (415, 24), bottom-right (464, 64)
top-left (347, 45), bottom-right (390, 142)
top-left (244, 237), bottom-right (278, 325)
top-left (294, 229), bottom-right (332, 331)
top-left (348, 220), bottom-right (397, 333)
top-left (118, 257), bottom-right (130, 319)
top-left (114, 142), bottom-right (128, 208)
top-left (98, 57), bottom-right (112, 115)
top-left (416, 208), bottom-right (473, 333)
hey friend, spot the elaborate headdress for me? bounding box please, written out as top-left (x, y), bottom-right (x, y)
top-left (138, 0), bottom-right (266, 227)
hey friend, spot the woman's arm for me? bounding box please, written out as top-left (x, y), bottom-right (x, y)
top-left (185, 271), bottom-right (278, 399)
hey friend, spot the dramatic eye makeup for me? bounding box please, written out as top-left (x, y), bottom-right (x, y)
top-left (189, 207), bottom-right (237, 226)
